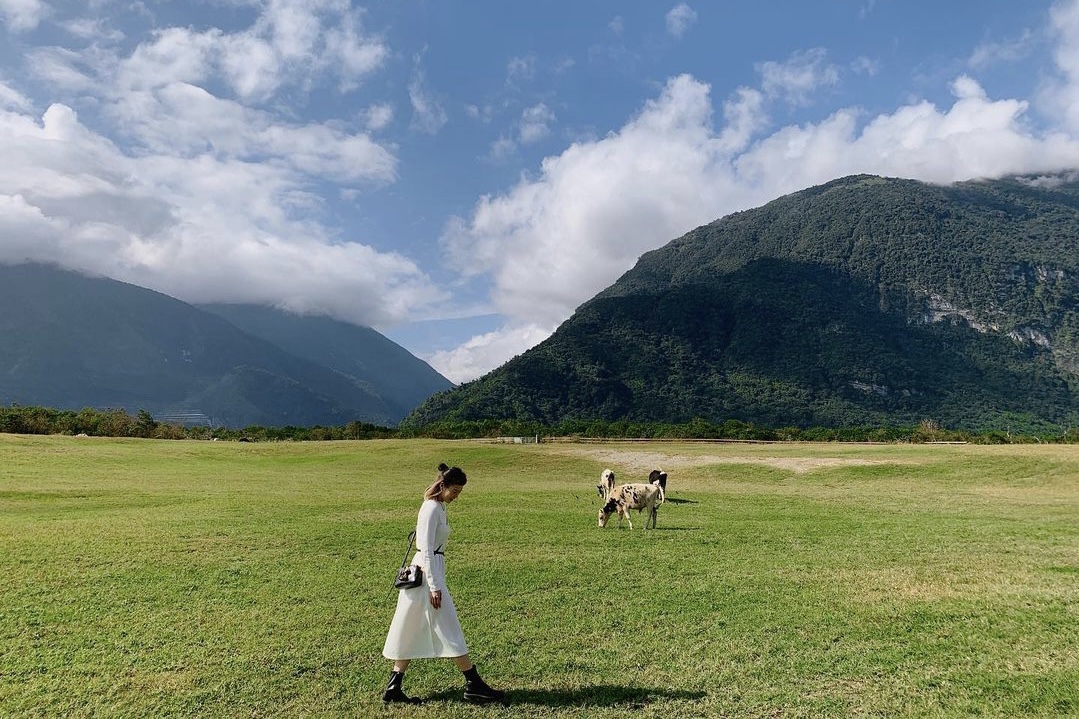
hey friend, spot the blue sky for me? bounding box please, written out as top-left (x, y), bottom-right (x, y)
top-left (3, 1), bottom-right (1079, 383)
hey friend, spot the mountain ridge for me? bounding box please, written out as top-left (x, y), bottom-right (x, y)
top-left (197, 302), bottom-right (452, 421)
top-left (0, 263), bottom-right (451, 427)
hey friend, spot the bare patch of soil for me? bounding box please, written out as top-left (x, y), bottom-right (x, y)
top-left (552, 446), bottom-right (895, 475)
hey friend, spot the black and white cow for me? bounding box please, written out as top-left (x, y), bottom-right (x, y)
top-left (598, 482), bottom-right (665, 529)
top-left (648, 469), bottom-right (668, 492)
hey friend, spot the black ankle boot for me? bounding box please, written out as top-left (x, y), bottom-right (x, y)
top-left (462, 666), bottom-right (507, 704)
top-left (383, 670), bottom-right (423, 704)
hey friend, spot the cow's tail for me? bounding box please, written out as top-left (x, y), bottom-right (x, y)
top-left (655, 482), bottom-right (665, 505)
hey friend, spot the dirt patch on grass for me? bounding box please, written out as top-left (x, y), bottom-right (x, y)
top-left (553, 447), bottom-right (892, 475)
top-left (843, 569), bottom-right (965, 603)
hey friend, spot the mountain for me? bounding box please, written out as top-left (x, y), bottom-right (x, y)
top-left (0, 264), bottom-right (449, 428)
top-left (197, 303), bottom-right (451, 421)
top-left (407, 174), bottom-right (1079, 431)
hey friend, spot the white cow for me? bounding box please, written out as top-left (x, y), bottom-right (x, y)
top-left (596, 468), bottom-right (616, 501)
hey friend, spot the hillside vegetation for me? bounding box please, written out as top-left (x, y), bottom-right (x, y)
top-left (409, 175), bottom-right (1079, 431)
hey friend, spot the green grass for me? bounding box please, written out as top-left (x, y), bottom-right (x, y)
top-left (0, 435), bottom-right (1076, 718)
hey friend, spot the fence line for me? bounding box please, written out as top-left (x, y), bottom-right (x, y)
top-left (473, 436), bottom-right (911, 445)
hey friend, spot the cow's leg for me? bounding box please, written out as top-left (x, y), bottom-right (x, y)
top-left (623, 508), bottom-right (633, 530)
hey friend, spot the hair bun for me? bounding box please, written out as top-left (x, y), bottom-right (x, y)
top-left (437, 463), bottom-right (449, 472)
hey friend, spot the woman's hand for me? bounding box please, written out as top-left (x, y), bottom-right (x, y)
top-left (429, 590), bottom-right (442, 609)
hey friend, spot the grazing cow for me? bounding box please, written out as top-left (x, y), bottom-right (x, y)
top-left (648, 469), bottom-right (668, 492)
top-left (598, 483), bottom-right (665, 529)
top-left (597, 468), bottom-right (616, 501)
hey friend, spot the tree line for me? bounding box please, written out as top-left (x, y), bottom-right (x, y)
top-left (3, 404), bottom-right (1078, 445)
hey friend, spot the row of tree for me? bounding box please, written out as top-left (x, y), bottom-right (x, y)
top-left (3, 404), bottom-right (1078, 445)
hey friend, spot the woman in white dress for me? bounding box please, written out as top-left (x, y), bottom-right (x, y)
top-left (382, 463), bottom-right (506, 705)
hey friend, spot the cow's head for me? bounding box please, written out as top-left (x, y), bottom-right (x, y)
top-left (597, 498), bottom-right (619, 527)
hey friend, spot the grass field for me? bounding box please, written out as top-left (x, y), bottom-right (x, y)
top-left (1, 435), bottom-right (1077, 718)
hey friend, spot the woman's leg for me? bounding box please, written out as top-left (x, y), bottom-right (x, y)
top-left (453, 654), bottom-right (506, 704)
top-left (383, 659), bottom-right (421, 704)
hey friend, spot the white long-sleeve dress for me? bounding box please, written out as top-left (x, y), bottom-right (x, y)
top-left (382, 499), bottom-right (469, 659)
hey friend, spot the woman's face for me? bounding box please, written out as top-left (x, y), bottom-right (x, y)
top-left (441, 483), bottom-right (464, 503)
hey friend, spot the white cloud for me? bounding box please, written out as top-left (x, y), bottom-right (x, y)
top-left (717, 86), bottom-right (767, 153)
top-left (27, 47), bottom-right (100, 93)
top-left (61, 17), bottom-right (125, 42)
top-left (758, 48), bottom-right (840, 106)
top-left (0, 77), bottom-right (31, 110)
top-left (487, 136), bottom-right (517, 162)
top-left (968, 30), bottom-right (1034, 70)
top-left (409, 55), bottom-right (447, 134)
top-left (0, 0), bottom-right (47, 32)
top-left (226, 0), bottom-right (386, 97)
top-left (105, 82), bottom-right (396, 184)
top-left (852, 56), bottom-right (880, 77)
top-left (119, 27), bottom-right (220, 91)
top-left (666, 3), bottom-right (697, 39)
top-left (519, 103), bottom-right (556, 144)
top-left (107, 3), bottom-right (386, 104)
top-left (427, 323), bottom-right (554, 384)
top-left (261, 0), bottom-right (323, 60)
top-left (609, 16), bottom-right (624, 36)
top-left (364, 102), bottom-right (394, 131)
top-left (323, 6), bottom-right (388, 91)
top-left (465, 103), bottom-right (494, 123)
top-left (1041, 0), bottom-right (1079, 130)
top-left (0, 192), bottom-right (67, 260)
top-left (507, 55), bottom-right (536, 86)
top-left (219, 32), bottom-right (283, 101)
top-left (483, 85), bottom-right (557, 153)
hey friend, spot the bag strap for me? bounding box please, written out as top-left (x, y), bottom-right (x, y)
top-left (398, 530), bottom-right (417, 569)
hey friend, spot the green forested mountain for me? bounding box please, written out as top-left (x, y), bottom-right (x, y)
top-left (0, 264), bottom-right (449, 427)
top-left (408, 174), bottom-right (1079, 431)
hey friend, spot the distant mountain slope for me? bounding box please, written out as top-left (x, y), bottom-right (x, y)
top-left (0, 264), bottom-right (403, 427)
top-left (198, 303), bottom-right (452, 420)
top-left (407, 174), bottom-right (1079, 431)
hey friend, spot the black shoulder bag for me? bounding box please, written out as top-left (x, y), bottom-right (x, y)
top-left (392, 530), bottom-right (424, 590)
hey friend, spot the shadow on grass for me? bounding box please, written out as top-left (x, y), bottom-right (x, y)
top-left (664, 497), bottom-right (698, 505)
top-left (423, 684), bottom-right (706, 707)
